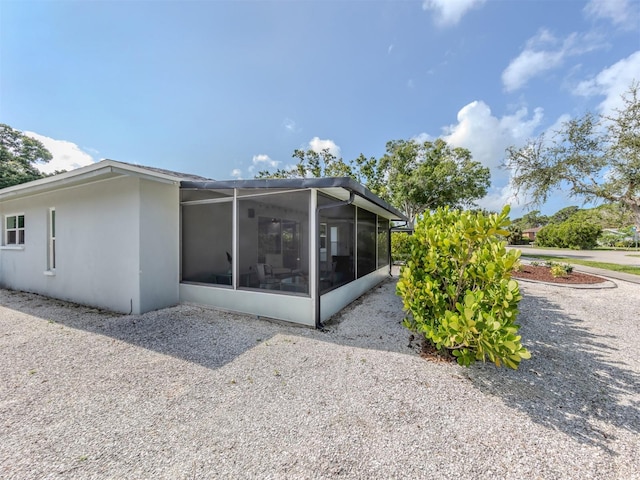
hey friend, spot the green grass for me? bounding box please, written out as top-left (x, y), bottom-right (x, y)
top-left (522, 254), bottom-right (640, 276)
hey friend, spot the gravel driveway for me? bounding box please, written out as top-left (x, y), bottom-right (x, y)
top-left (1, 277), bottom-right (639, 479)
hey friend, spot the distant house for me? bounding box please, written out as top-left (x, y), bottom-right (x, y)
top-left (0, 160), bottom-right (406, 328)
top-left (522, 227), bottom-right (543, 241)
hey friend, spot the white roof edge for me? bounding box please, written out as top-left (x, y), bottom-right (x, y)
top-left (0, 159), bottom-right (184, 200)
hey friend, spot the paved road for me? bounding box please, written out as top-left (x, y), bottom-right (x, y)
top-left (507, 245), bottom-right (640, 266)
top-left (507, 245), bottom-right (640, 284)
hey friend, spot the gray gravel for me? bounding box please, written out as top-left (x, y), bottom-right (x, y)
top-left (1, 276), bottom-right (639, 479)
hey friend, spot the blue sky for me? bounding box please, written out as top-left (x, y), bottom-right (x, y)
top-left (1, 0), bottom-right (639, 218)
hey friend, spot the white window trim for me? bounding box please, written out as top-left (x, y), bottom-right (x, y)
top-left (47, 208), bottom-right (56, 272)
top-left (4, 213), bottom-right (25, 246)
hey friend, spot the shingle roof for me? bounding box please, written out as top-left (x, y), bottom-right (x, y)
top-left (109, 160), bottom-right (213, 182)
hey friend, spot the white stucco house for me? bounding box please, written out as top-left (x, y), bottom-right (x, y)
top-left (0, 160), bottom-right (406, 328)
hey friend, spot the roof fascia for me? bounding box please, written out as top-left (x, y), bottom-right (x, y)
top-left (0, 160), bottom-right (181, 201)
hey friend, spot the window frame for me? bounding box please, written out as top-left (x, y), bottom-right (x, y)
top-left (48, 208), bottom-right (56, 271)
top-left (5, 213), bottom-right (25, 246)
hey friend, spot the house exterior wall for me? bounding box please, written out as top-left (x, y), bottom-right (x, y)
top-left (139, 178), bottom-right (180, 313)
top-left (0, 176), bottom-right (180, 314)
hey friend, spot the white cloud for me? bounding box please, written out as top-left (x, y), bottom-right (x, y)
top-left (573, 50), bottom-right (640, 116)
top-left (441, 100), bottom-right (543, 172)
top-left (23, 132), bottom-right (96, 174)
top-left (411, 132), bottom-right (433, 144)
top-left (414, 100), bottom-right (544, 212)
top-left (252, 154), bottom-right (279, 168)
top-left (247, 154), bottom-right (280, 174)
top-left (502, 50), bottom-right (565, 92)
top-left (230, 168), bottom-right (242, 179)
top-left (308, 137), bottom-right (341, 157)
top-left (476, 183), bottom-right (524, 214)
top-left (283, 118), bottom-right (297, 132)
top-left (502, 29), bottom-right (607, 92)
top-left (422, 0), bottom-right (486, 26)
top-left (584, 0), bottom-right (639, 29)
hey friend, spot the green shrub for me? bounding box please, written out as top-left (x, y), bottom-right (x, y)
top-left (550, 264), bottom-right (567, 277)
top-left (397, 206), bottom-right (530, 369)
top-left (391, 231), bottom-right (412, 264)
top-left (507, 225), bottom-right (523, 245)
top-left (544, 261), bottom-right (574, 277)
top-left (536, 221), bottom-right (602, 249)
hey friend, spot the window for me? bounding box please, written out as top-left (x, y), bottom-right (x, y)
top-left (318, 194), bottom-right (355, 293)
top-left (377, 218), bottom-right (389, 268)
top-left (238, 190), bottom-right (310, 294)
top-left (356, 208), bottom-right (377, 278)
top-left (48, 209), bottom-right (56, 270)
top-left (181, 200), bottom-right (233, 285)
top-left (5, 214), bottom-right (25, 245)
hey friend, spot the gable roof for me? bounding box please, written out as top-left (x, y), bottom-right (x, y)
top-left (111, 160), bottom-right (211, 182)
top-left (0, 159), bottom-right (212, 201)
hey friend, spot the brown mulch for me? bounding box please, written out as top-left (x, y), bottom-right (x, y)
top-left (511, 264), bottom-right (605, 284)
top-left (419, 339), bottom-right (456, 363)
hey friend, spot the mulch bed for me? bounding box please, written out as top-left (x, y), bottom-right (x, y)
top-left (419, 339), bottom-right (457, 363)
top-left (511, 264), bottom-right (605, 284)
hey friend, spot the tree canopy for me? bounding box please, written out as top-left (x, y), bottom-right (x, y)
top-left (255, 148), bottom-right (355, 179)
top-left (376, 139), bottom-right (490, 224)
top-left (511, 210), bottom-right (549, 230)
top-left (505, 82), bottom-right (640, 227)
top-left (0, 124), bottom-right (52, 189)
top-left (256, 138), bottom-right (491, 224)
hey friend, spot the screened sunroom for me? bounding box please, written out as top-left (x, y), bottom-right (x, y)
top-left (179, 178), bottom-right (406, 328)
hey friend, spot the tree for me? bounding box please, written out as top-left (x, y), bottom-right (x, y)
top-left (0, 124), bottom-right (52, 188)
top-left (572, 203), bottom-right (635, 228)
top-left (256, 138), bottom-right (490, 224)
top-left (255, 148), bottom-right (354, 179)
top-left (378, 138), bottom-right (490, 224)
top-left (505, 82), bottom-right (640, 228)
top-left (514, 209), bottom-right (548, 229)
top-left (548, 206), bottom-right (580, 224)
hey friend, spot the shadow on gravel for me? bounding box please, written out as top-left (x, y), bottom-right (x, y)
top-left (0, 280), bottom-right (412, 373)
top-left (0, 289), bottom-right (293, 370)
top-left (467, 289), bottom-right (640, 453)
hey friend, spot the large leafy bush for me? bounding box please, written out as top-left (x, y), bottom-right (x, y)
top-left (391, 231), bottom-right (412, 264)
top-left (397, 206), bottom-right (530, 369)
top-left (536, 221), bottom-right (601, 249)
